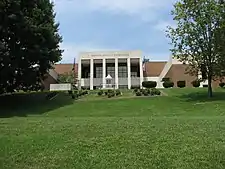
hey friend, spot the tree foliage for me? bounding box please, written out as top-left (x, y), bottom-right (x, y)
top-left (0, 0), bottom-right (62, 94)
top-left (167, 0), bottom-right (225, 97)
top-left (58, 71), bottom-right (77, 84)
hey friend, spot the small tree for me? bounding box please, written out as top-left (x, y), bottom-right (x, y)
top-left (167, 0), bottom-right (225, 97)
top-left (142, 81), bottom-right (157, 88)
top-left (58, 71), bottom-right (77, 84)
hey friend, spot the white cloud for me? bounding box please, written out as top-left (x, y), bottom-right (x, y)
top-left (52, 0), bottom-right (177, 62)
top-left (53, 0), bottom-right (176, 21)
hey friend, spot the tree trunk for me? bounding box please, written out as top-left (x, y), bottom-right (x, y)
top-left (207, 75), bottom-right (213, 98)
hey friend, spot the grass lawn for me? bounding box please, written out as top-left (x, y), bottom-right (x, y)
top-left (1, 88), bottom-right (225, 169)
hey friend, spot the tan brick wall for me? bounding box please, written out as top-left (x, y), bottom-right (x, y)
top-left (144, 62), bottom-right (166, 77)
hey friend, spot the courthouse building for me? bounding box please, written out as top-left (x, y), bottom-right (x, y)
top-left (53, 50), bottom-right (222, 90)
top-left (78, 50), bottom-right (143, 90)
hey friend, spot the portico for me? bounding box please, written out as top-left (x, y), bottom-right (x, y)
top-left (78, 50), bottom-right (143, 90)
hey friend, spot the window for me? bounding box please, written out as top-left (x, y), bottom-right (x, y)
top-left (131, 72), bottom-right (138, 77)
top-left (118, 66), bottom-right (127, 78)
top-left (107, 67), bottom-right (115, 78)
top-left (106, 79), bottom-right (111, 84)
top-left (95, 67), bottom-right (102, 78)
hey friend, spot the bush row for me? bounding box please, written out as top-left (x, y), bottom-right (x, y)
top-left (98, 89), bottom-right (122, 98)
top-left (69, 90), bottom-right (89, 99)
top-left (142, 80), bottom-right (225, 88)
top-left (135, 88), bottom-right (161, 96)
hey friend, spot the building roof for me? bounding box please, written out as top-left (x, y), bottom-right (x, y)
top-left (53, 64), bottom-right (78, 75)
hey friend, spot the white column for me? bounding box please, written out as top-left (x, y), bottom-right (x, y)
top-left (127, 58), bottom-right (131, 89)
top-left (90, 58), bottom-right (94, 90)
top-left (139, 58), bottom-right (143, 88)
top-left (115, 58), bottom-right (119, 89)
top-left (78, 59), bottom-right (82, 90)
top-left (102, 58), bottom-right (106, 89)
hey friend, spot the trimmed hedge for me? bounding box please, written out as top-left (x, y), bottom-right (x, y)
top-left (219, 82), bottom-right (225, 88)
top-left (135, 88), bottom-right (161, 96)
top-left (192, 80), bottom-right (200, 87)
top-left (142, 81), bottom-right (157, 88)
top-left (177, 81), bottom-right (186, 88)
top-left (163, 81), bottom-right (174, 88)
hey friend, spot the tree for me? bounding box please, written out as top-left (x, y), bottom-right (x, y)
top-left (0, 0), bottom-right (62, 94)
top-left (167, 0), bottom-right (225, 97)
top-left (58, 71), bottom-right (77, 84)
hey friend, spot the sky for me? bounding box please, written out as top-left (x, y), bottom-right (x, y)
top-left (53, 0), bottom-right (177, 63)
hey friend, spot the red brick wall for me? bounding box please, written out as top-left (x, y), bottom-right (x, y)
top-left (164, 64), bottom-right (196, 87)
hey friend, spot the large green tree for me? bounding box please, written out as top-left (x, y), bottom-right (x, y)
top-left (0, 0), bottom-right (62, 94)
top-left (167, 0), bottom-right (225, 97)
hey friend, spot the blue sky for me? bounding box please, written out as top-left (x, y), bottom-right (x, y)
top-left (53, 0), bottom-right (176, 63)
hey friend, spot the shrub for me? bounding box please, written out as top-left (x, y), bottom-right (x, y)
top-left (78, 90), bottom-right (82, 96)
top-left (203, 85), bottom-right (208, 88)
top-left (104, 91), bottom-right (108, 96)
top-left (133, 88), bottom-right (138, 93)
top-left (192, 80), bottom-right (200, 87)
top-left (71, 94), bottom-right (75, 99)
top-left (140, 89), bottom-right (145, 93)
top-left (107, 92), bottom-right (115, 98)
top-left (143, 89), bottom-right (149, 96)
top-left (135, 91), bottom-right (142, 96)
top-left (163, 81), bottom-right (174, 88)
top-left (219, 82), bottom-right (225, 88)
top-left (151, 88), bottom-right (161, 96)
top-left (83, 90), bottom-right (88, 95)
top-left (73, 91), bottom-right (78, 99)
top-left (98, 90), bottom-right (103, 96)
top-left (108, 89), bottom-right (114, 93)
top-left (177, 81), bottom-right (186, 88)
top-left (115, 89), bottom-right (121, 96)
top-left (142, 81), bottom-right (157, 88)
top-left (68, 90), bottom-right (73, 95)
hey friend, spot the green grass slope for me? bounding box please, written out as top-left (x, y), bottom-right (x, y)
top-left (0, 88), bottom-right (225, 169)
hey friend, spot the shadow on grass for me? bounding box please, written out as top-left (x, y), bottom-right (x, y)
top-left (0, 92), bottom-right (74, 118)
top-left (178, 90), bottom-right (225, 102)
